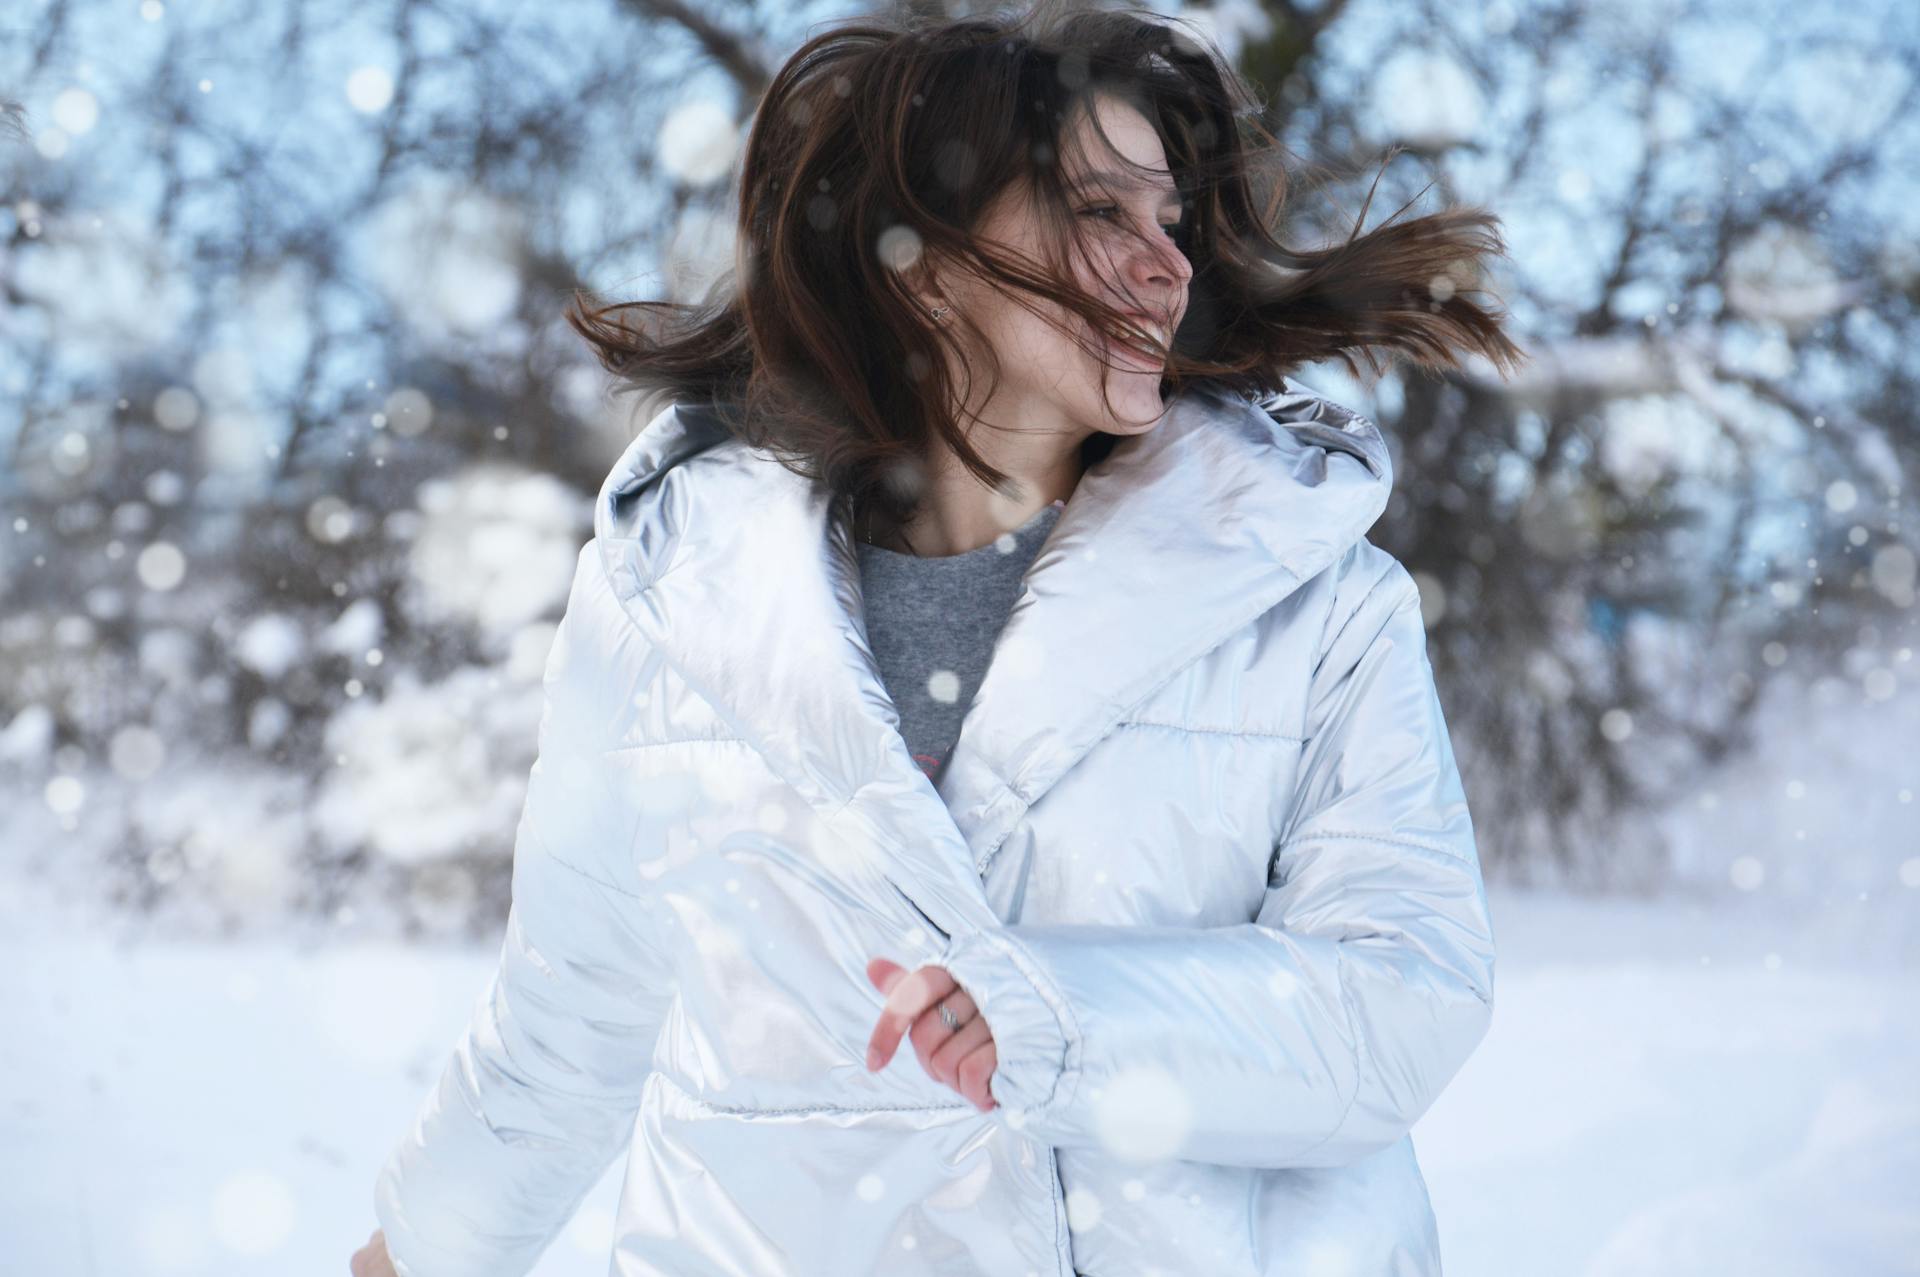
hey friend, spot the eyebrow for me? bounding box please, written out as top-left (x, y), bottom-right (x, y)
top-left (1067, 169), bottom-right (1184, 203)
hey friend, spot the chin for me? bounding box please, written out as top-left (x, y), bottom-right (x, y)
top-left (1096, 371), bottom-right (1173, 433)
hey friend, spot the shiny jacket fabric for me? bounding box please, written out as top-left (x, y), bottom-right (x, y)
top-left (373, 379), bottom-right (1497, 1276)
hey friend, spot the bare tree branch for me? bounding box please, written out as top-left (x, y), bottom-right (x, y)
top-left (617, 0), bottom-right (772, 99)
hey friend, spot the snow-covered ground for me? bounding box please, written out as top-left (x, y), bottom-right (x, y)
top-left (5, 628), bottom-right (1915, 1275)
top-left (1430, 889), bottom-right (1919, 1276)
top-left (2, 871), bottom-right (1915, 1277)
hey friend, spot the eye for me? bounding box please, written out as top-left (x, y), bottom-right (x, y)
top-left (1080, 204), bottom-right (1189, 242)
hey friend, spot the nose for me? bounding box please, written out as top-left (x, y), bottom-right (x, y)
top-left (1129, 228), bottom-right (1192, 310)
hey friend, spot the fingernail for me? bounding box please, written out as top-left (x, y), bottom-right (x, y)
top-left (865, 1048), bottom-right (880, 1071)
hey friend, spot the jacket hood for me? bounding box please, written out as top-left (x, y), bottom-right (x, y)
top-left (592, 380), bottom-right (1389, 588)
top-left (589, 378), bottom-right (1393, 938)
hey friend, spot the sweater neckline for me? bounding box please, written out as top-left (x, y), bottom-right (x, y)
top-left (856, 498), bottom-right (1065, 563)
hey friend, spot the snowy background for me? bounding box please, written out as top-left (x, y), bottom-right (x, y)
top-left (3, 0), bottom-right (1917, 1272)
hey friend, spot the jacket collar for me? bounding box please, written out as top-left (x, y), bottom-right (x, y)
top-left (593, 381), bottom-right (1391, 928)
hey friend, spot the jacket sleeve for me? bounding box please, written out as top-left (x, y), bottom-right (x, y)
top-left (938, 555), bottom-right (1496, 1169)
top-left (373, 553), bottom-right (677, 1276)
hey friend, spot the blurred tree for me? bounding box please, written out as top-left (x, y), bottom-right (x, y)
top-left (1218, 0), bottom-right (1919, 887)
top-left (0, 0), bottom-right (1914, 934)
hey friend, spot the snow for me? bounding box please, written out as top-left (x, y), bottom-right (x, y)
top-left (318, 597), bottom-right (386, 658)
top-left (1367, 48), bottom-right (1487, 150)
top-left (1425, 890), bottom-right (1920, 1276)
top-left (1, 875), bottom-right (1913, 1275)
top-left (0, 703), bottom-right (56, 766)
top-left (234, 612), bottom-right (306, 682)
top-left (405, 463), bottom-right (589, 650)
top-left (313, 663), bottom-right (545, 866)
top-left (656, 98), bottom-right (740, 186)
top-left (355, 172), bottom-right (527, 339)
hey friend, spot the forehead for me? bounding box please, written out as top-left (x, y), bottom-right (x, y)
top-left (1061, 93), bottom-right (1174, 193)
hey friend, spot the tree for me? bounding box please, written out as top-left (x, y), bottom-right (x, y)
top-left (1, 0), bottom-right (1913, 928)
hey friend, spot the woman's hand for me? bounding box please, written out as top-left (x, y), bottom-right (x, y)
top-left (865, 957), bottom-right (998, 1112)
top-left (349, 1227), bottom-right (399, 1276)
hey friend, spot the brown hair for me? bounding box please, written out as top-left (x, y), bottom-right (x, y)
top-left (566, 0), bottom-right (1525, 542)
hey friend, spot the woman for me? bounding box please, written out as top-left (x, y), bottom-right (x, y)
top-left (358, 4), bottom-right (1523, 1274)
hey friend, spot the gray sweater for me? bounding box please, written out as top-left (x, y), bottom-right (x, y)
top-left (855, 499), bottom-right (1066, 784)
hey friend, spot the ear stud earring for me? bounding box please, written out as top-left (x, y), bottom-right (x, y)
top-left (928, 305), bottom-right (950, 322)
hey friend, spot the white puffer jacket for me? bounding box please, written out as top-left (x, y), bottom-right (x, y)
top-left (373, 379), bottom-right (1497, 1276)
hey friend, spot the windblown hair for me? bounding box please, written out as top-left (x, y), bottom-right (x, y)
top-left (566, 0), bottom-right (1525, 542)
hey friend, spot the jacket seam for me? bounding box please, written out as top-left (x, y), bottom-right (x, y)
top-left (1275, 829), bottom-right (1474, 867)
top-left (1113, 718), bottom-right (1306, 742)
top-left (655, 1069), bottom-right (976, 1119)
top-left (600, 735), bottom-right (748, 755)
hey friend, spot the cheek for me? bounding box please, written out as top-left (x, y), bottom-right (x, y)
top-left (990, 307), bottom-right (1086, 377)
top-left (972, 297), bottom-right (1152, 412)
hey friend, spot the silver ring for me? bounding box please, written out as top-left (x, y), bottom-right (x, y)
top-left (937, 998), bottom-right (962, 1031)
top-left (929, 305), bottom-right (950, 322)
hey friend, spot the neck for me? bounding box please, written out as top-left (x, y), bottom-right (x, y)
top-left (875, 423), bottom-right (1089, 558)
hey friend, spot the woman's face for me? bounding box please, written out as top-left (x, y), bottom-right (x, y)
top-left (931, 92), bottom-right (1194, 442)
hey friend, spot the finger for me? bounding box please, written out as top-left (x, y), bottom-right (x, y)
top-left (883, 964), bottom-right (955, 1029)
top-left (867, 956), bottom-right (907, 994)
top-left (862, 957), bottom-right (915, 1069)
top-left (866, 964), bottom-right (956, 1070)
top-left (906, 988), bottom-right (978, 1071)
top-left (955, 1040), bottom-right (999, 1111)
top-left (928, 1011), bottom-right (992, 1088)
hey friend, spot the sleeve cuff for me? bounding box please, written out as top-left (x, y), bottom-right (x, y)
top-left (938, 925), bottom-right (1080, 1123)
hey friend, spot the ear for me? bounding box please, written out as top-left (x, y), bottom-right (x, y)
top-left (896, 256), bottom-right (949, 317)
top-left (890, 235), bottom-right (973, 322)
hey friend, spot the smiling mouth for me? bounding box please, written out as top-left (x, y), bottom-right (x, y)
top-left (1094, 315), bottom-right (1171, 370)
top-left (1102, 337), bottom-right (1161, 371)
